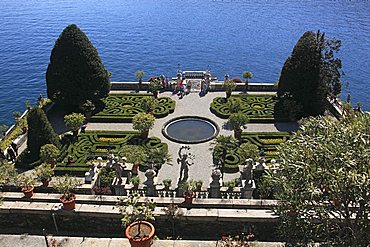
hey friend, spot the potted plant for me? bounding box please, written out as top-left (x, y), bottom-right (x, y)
top-left (181, 180), bottom-right (196, 204)
top-left (227, 113), bottom-right (249, 139)
top-left (81, 100), bottom-right (96, 120)
top-left (162, 179), bottom-right (172, 190)
top-left (135, 70), bottom-right (145, 90)
top-left (40, 144), bottom-right (60, 167)
top-left (64, 112), bottom-right (85, 137)
top-left (223, 179), bottom-right (237, 191)
top-left (222, 80), bottom-right (236, 99)
top-left (144, 147), bottom-right (172, 172)
top-left (148, 80), bottom-right (162, 98)
top-left (140, 97), bottom-right (158, 114)
top-left (132, 113), bottom-right (155, 139)
top-left (53, 175), bottom-right (81, 210)
top-left (34, 163), bottom-right (54, 187)
top-left (119, 145), bottom-right (146, 176)
top-left (131, 175), bottom-right (140, 189)
top-left (13, 111), bottom-right (21, 120)
top-left (118, 193), bottom-right (156, 247)
top-left (195, 180), bottom-right (203, 191)
top-left (226, 98), bottom-right (242, 113)
top-left (242, 70), bottom-right (253, 93)
top-left (0, 124), bottom-right (8, 137)
top-left (18, 175), bottom-right (36, 198)
top-left (25, 100), bottom-right (32, 110)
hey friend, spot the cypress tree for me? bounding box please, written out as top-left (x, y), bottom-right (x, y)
top-left (27, 108), bottom-right (60, 158)
top-left (46, 24), bottom-right (110, 107)
top-left (278, 31), bottom-right (342, 117)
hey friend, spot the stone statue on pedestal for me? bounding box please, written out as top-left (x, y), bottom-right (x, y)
top-left (112, 157), bottom-right (127, 185)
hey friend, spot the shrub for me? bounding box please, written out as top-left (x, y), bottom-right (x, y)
top-left (227, 113), bottom-right (249, 131)
top-left (40, 144), bottom-right (59, 164)
top-left (34, 163), bottom-right (54, 180)
top-left (46, 24), bottom-right (110, 106)
top-left (222, 80), bottom-right (236, 93)
top-left (238, 143), bottom-right (259, 161)
top-left (27, 107), bottom-right (60, 159)
top-left (64, 113), bottom-right (85, 133)
top-left (132, 113), bottom-right (155, 133)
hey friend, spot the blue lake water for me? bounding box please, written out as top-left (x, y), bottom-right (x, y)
top-left (0, 0), bottom-right (369, 125)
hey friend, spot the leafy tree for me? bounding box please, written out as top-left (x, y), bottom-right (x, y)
top-left (210, 135), bottom-right (239, 177)
top-left (278, 30), bottom-right (343, 117)
top-left (46, 24), bottom-right (110, 107)
top-left (27, 108), bottom-right (60, 158)
top-left (135, 70), bottom-right (145, 83)
top-left (242, 70), bottom-right (253, 92)
top-left (237, 143), bottom-right (259, 161)
top-left (268, 114), bottom-right (370, 246)
top-left (64, 113), bottom-right (85, 137)
top-left (140, 97), bottom-right (158, 113)
top-left (39, 144), bottom-right (60, 164)
top-left (132, 112), bottom-right (155, 138)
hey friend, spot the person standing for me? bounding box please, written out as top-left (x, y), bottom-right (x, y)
top-left (7, 147), bottom-right (16, 162)
top-left (11, 141), bottom-right (18, 156)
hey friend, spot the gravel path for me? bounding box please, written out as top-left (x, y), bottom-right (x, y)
top-left (86, 91), bottom-right (298, 186)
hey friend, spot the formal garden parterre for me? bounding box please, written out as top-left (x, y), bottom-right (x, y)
top-left (54, 131), bottom-right (168, 176)
top-left (220, 132), bottom-right (290, 173)
top-left (210, 94), bottom-right (288, 122)
top-left (91, 93), bottom-right (175, 122)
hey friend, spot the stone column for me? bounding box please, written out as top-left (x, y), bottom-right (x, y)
top-left (209, 169), bottom-right (222, 198)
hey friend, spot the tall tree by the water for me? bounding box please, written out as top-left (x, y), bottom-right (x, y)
top-left (46, 24), bottom-right (110, 107)
top-left (27, 107), bottom-right (60, 159)
top-left (277, 30), bottom-right (342, 117)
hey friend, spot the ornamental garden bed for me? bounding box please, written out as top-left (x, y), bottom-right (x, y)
top-left (54, 131), bottom-right (168, 176)
top-left (221, 132), bottom-right (290, 173)
top-left (210, 95), bottom-right (288, 122)
top-left (91, 93), bottom-right (175, 122)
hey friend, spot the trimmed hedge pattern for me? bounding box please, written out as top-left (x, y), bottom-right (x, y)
top-left (55, 131), bottom-right (168, 176)
top-left (223, 132), bottom-right (290, 173)
top-left (210, 95), bottom-right (287, 122)
top-left (91, 94), bottom-right (175, 122)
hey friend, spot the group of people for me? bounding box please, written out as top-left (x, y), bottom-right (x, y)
top-left (175, 79), bottom-right (210, 98)
top-left (0, 141), bottom-right (18, 164)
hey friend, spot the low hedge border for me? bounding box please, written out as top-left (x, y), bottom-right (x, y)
top-left (91, 93), bottom-right (175, 123)
top-left (55, 131), bottom-right (168, 176)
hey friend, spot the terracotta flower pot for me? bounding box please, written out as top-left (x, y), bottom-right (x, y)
top-left (141, 130), bottom-right (149, 139)
top-left (125, 221), bottom-right (155, 247)
top-left (22, 185), bottom-right (34, 198)
top-left (41, 178), bottom-right (50, 187)
top-left (60, 194), bottom-right (76, 211)
top-left (153, 91), bottom-right (158, 98)
top-left (234, 129), bottom-right (242, 139)
top-left (85, 111), bottom-right (92, 120)
top-left (226, 91), bottom-right (231, 99)
top-left (184, 192), bottom-right (195, 204)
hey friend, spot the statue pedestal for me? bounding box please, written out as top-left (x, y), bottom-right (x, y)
top-left (241, 179), bottom-right (256, 199)
top-left (112, 177), bottom-right (127, 196)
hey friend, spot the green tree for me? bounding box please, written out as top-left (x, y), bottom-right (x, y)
top-left (64, 113), bottom-right (85, 137)
top-left (242, 70), bottom-right (253, 92)
top-left (40, 144), bottom-right (60, 165)
top-left (268, 114), bottom-right (370, 246)
top-left (132, 112), bottom-right (155, 138)
top-left (278, 30), bottom-right (343, 117)
top-left (237, 143), bottom-right (259, 161)
top-left (135, 70), bottom-right (145, 83)
top-left (27, 108), bottom-right (60, 159)
top-left (46, 24), bottom-right (110, 107)
top-left (210, 135), bottom-right (239, 176)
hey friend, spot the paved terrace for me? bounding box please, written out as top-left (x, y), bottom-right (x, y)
top-left (86, 91), bottom-right (298, 187)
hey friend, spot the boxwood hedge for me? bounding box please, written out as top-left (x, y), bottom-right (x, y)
top-left (54, 131), bottom-right (168, 176)
top-left (91, 93), bottom-right (175, 122)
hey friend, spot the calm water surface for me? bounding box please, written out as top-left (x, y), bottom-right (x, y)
top-left (0, 0), bottom-right (369, 125)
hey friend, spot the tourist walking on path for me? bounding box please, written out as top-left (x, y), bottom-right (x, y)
top-left (7, 147), bottom-right (16, 162)
top-left (11, 141), bottom-right (18, 156)
top-left (0, 148), bottom-right (6, 164)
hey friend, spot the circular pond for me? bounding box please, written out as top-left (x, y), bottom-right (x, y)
top-left (162, 116), bottom-right (219, 144)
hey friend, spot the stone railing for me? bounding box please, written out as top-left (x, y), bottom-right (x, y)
top-left (110, 81), bottom-right (277, 92)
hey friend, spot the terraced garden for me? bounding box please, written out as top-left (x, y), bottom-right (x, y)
top-left (222, 132), bottom-right (290, 173)
top-left (91, 93), bottom-right (176, 122)
top-left (210, 94), bottom-right (287, 122)
top-left (55, 131), bottom-right (168, 176)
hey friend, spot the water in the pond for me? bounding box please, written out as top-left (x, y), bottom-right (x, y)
top-left (0, 0), bottom-right (369, 125)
